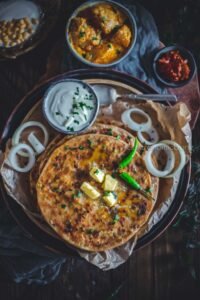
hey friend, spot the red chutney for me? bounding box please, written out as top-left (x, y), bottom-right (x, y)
top-left (157, 50), bottom-right (191, 82)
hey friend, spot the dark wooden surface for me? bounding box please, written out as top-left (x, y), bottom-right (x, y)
top-left (0, 1), bottom-right (200, 299)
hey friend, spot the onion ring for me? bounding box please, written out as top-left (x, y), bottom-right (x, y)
top-left (8, 143), bottom-right (35, 173)
top-left (121, 108), bottom-right (152, 132)
top-left (144, 142), bottom-right (175, 177)
top-left (162, 140), bottom-right (186, 177)
top-left (12, 121), bottom-right (49, 157)
top-left (137, 126), bottom-right (159, 145)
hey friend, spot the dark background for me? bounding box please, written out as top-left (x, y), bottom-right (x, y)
top-left (0, 0), bottom-right (200, 299)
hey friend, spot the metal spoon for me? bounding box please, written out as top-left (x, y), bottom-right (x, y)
top-left (92, 84), bottom-right (177, 106)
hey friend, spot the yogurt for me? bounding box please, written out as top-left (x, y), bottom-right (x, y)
top-left (43, 80), bottom-right (98, 133)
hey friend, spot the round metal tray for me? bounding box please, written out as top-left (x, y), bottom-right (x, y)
top-left (0, 69), bottom-right (191, 255)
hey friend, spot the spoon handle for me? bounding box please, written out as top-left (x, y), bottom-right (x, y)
top-left (126, 93), bottom-right (177, 102)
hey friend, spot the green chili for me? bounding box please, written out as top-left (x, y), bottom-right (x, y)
top-left (118, 138), bottom-right (139, 169)
top-left (119, 172), bottom-right (155, 201)
top-left (119, 172), bottom-right (141, 190)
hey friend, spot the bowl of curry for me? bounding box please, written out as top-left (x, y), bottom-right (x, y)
top-left (66, 0), bottom-right (137, 67)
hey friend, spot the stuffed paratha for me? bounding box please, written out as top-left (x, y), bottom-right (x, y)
top-left (36, 133), bottom-right (158, 251)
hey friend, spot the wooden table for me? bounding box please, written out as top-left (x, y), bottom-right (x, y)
top-left (0, 1), bottom-right (200, 299)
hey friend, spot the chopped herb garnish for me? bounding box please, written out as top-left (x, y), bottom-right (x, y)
top-left (52, 163), bottom-right (58, 168)
top-left (73, 103), bottom-right (78, 109)
top-left (82, 53), bottom-right (87, 58)
top-left (61, 204), bottom-right (66, 209)
top-left (145, 187), bottom-right (152, 193)
top-left (67, 126), bottom-right (74, 132)
top-left (113, 214), bottom-right (120, 223)
top-left (77, 191), bottom-right (82, 198)
top-left (79, 102), bottom-right (86, 109)
top-left (87, 105), bottom-right (94, 110)
top-left (79, 31), bottom-right (85, 38)
top-left (108, 43), bottom-right (112, 48)
top-left (104, 191), bottom-right (117, 199)
top-left (114, 25), bottom-right (120, 30)
top-left (94, 169), bottom-right (100, 175)
top-left (74, 120), bottom-right (80, 124)
top-left (104, 191), bottom-right (110, 196)
top-left (51, 187), bottom-right (60, 193)
top-left (92, 36), bottom-right (98, 40)
top-left (107, 128), bottom-right (113, 136)
top-left (72, 111), bottom-right (79, 115)
top-left (87, 139), bottom-right (92, 147)
top-left (55, 111), bottom-right (60, 115)
top-left (64, 145), bottom-right (69, 150)
top-left (101, 16), bottom-right (106, 23)
top-left (79, 145), bottom-right (84, 150)
top-left (116, 135), bottom-right (121, 140)
top-left (86, 228), bottom-right (95, 234)
top-left (72, 190), bottom-right (82, 199)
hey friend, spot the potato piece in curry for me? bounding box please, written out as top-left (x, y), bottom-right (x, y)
top-left (92, 42), bottom-right (123, 64)
top-left (111, 24), bottom-right (132, 48)
top-left (70, 17), bottom-right (101, 52)
top-left (91, 3), bottom-right (125, 34)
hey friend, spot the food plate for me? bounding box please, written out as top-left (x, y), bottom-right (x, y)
top-left (0, 69), bottom-right (191, 255)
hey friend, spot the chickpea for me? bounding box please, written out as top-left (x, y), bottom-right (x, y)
top-left (24, 17), bottom-right (31, 26)
top-left (22, 32), bottom-right (29, 40)
top-left (2, 35), bottom-right (9, 42)
top-left (16, 38), bottom-right (22, 44)
top-left (4, 40), bottom-right (10, 47)
top-left (10, 41), bottom-right (17, 47)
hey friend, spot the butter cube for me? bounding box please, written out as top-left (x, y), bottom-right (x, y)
top-left (103, 191), bottom-right (118, 207)
top-left (90, 167), bottom-right (105, 183)
top-left (103, 174), bottom-right (118, 191)
top-left (80, 182), bottom-right (100, 199)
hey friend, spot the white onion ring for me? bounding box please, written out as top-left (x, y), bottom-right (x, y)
top-left (8, 143), bottom-right (35, 173)
top-left (162, 140), bottom-right (186, 177)
top-left (28, 132), bottom-right (45, 155)
top-left (144, 142), bottom-right (175, 177)
top-left (121, 108), bottom-right (152, 132)
top-left (12, 121), bottom-right (49, 157)
top-left (137, 126), bottom-right (159, 145)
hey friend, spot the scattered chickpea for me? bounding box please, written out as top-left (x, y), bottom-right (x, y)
top-left (0, 16), bottom-right (39, 48)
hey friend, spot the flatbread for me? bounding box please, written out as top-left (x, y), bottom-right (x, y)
top-left (30, 122), bottom-right (137, 198)
top-left (36, 133), bottom-right (158, 251)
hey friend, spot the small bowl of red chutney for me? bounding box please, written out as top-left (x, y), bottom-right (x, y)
top-left (152, 45), bottom-right (196, 87)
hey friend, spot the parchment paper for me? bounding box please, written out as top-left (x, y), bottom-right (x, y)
top-left (0, 94), bottom-right (191, 270)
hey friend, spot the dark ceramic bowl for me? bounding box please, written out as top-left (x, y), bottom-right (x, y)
top-left (152, 45), bottom-right (196, 88)
top-left (43, 79), bottom-right (99, 134)
top-left (66, 0), bottom-right (137, 67)
top-left (0, 0), bottom-right (61, 60)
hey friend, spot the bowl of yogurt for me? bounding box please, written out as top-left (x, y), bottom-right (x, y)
top-left (43, 79), bottom-right (99, 134)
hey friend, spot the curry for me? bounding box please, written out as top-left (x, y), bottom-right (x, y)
top-left (68, 3), bottom-right (133, 64)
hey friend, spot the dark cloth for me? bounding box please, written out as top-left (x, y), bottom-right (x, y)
top-left (0, 201), bottom-right (66, 284)
top-left (0, 1), bottom-right (164, 285)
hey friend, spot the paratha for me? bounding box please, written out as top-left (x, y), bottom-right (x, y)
top-left (30, 122), bottom-right (137, 198)
top-left (36, 133), bottom-right (158, 251)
